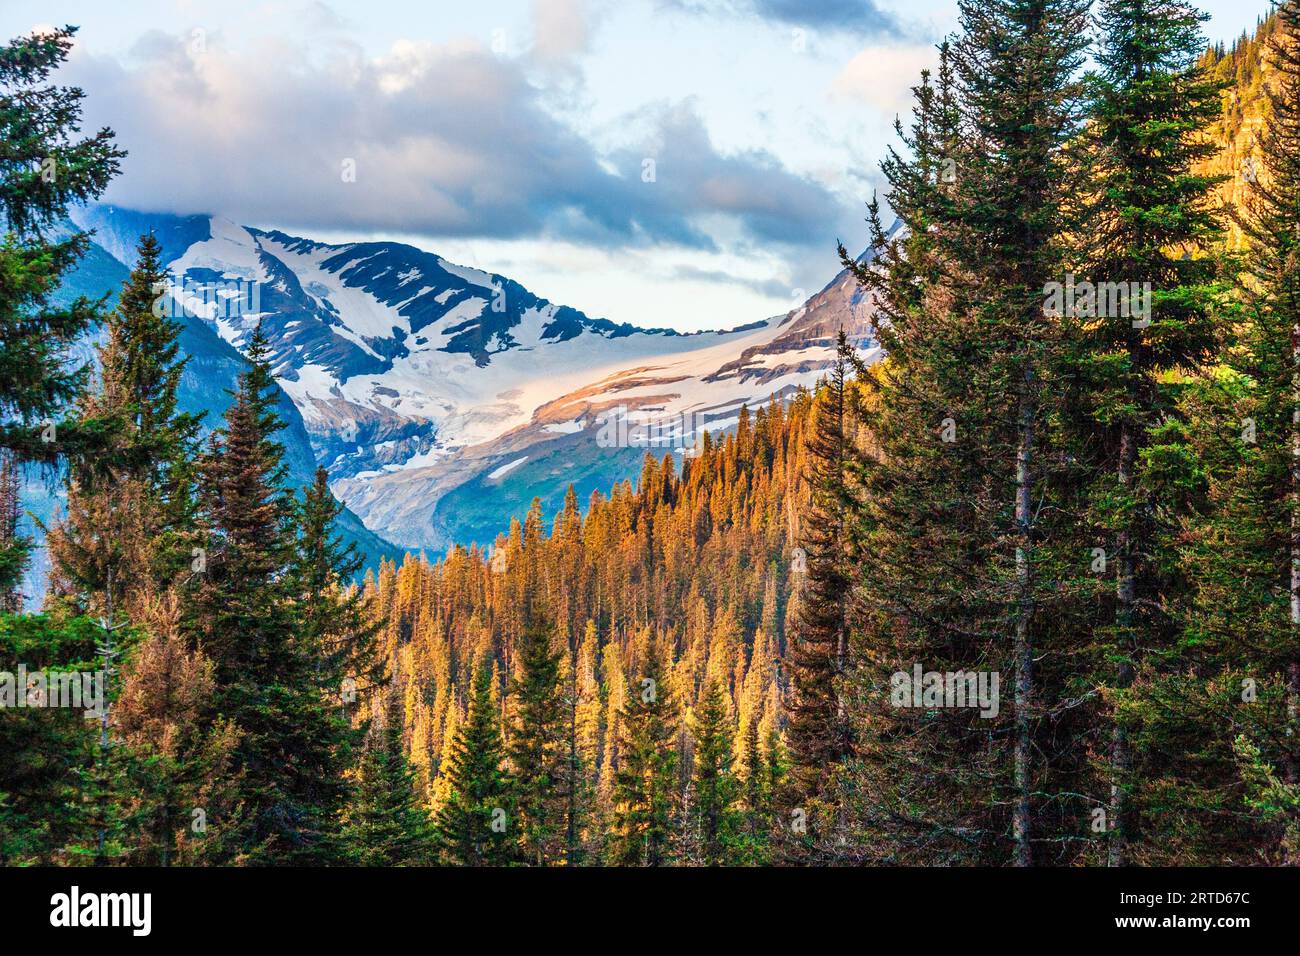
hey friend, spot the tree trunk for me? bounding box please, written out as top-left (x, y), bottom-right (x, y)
top-left (1287, 321), bottom-right (1300, 865)
top-left (1013, 388), bottom-right (1035, 867)
top-left (95, 565), bottom-right (115, 867)
top-left (1109, 414), bottom-right (1137, 867)
top-left (567, 656), bottom-right (579, 866)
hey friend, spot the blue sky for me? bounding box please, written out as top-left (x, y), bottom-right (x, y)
top-left (1, 0), bottom-right (1272, 331)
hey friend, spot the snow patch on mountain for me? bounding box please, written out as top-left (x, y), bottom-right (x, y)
top-left (71, 203), bottom-right (881, 551)
top-left (488, 456), bottom-right (529, 480)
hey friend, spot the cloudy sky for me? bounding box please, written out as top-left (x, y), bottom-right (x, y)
top-left (2, 0), bottom-right (1267, 331)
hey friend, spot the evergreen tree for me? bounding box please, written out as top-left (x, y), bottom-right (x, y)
top-left (842, 0), bottom-right (1091, 865)
top-left (291, 466), bottom-right (383, 704)
top-left (0, 24), bottom-right (121, 865)
top-left (435, 663), bottom-right (514, 865)
top-left (561, 620), bottom-right (599, 865)
top-left (506, 620), bottom-right (566, 864)
top-left (1228, 0), bottom-right (1300, 863)
top-left (109, 233), bottom-right (202, 585)
top-left (1172, 0), bottom-right (1300, 863)
top-left (763, 727), bottom-right (787, 821)
top-left (47, 233), bottom-right (202, 613)
top-left (609, 640), bottom-right (679, 866)
top-left (341, 684), bottom-right (435, 865)
top-left (741, 715), bottom-right (766, 829)
top-left (112, 596), bottom-right (240, 866)
top-left (1074, 0), bottom-right (1227, 866)
top-left (190, 324), bottom-right (351, 864)
top-left (44, 235), bottom-right (227, 867)
top-left (0, 613), bottom-right (98, 863)
top-left (953, 0), bottom-right (1091, 867)
top-left (785, 329), bottom-right (863, 827)
top-left (0, 26), bottom-right (123, 501)
top-left (690, 678), bottom-right (741, 865)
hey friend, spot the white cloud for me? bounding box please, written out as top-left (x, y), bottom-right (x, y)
top-left (832, 43), bottom-right (938, 119)
top-left (532, 0), bottom-right (591, 63)
top-left (63, 28), bottom-right (847, 257)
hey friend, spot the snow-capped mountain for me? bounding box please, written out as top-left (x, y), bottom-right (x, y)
top-left (71, 204), bottom-right (880, 551)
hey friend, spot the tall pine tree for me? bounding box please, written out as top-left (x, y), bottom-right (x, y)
top-left (785, 330), bottom-right (863, 832)
top-left (843, 0), bottom-right (1091, 865)
top-left (1073, 0), bottom-right (1226, 866)
top-left (506, 620), bottom-right (566, 864)
top-left (341, 683), bottom-right (435, 865)
top-left (690, 678), bottom-right (741, 865)
top-left (435, 662), bottom-right (514, 865)
top-left (190, 324), bottom-right (351, 864)
top-left (0, 24), bottom-right (121, 865)
top-left (609, 639), bottom-right (679, 866)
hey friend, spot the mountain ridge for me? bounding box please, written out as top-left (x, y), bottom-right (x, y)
top-left (68, 204), bottom-right (880, 552)
top-left (23, 235), bottom-right (402, 598)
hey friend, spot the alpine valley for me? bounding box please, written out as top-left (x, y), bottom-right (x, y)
top-left (55, 203), bottom-right (880, 562)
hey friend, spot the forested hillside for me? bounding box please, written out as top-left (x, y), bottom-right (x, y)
top-left (5, 0), bottom-right (1300, 870)
top-left (372, 2), bottom-right (1300, 866)
top-left (368, 390), bottom-right (826, 862)
top-left (1199, 13), bottom-right (1282, 244)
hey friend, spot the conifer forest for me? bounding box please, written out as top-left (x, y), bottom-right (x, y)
top-left (2, 0), bottom-right (1300, 909)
